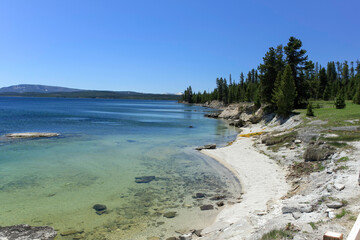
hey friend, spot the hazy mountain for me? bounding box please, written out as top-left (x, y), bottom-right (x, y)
top-left (0, 84), bottom-right (180, 100)
top-left (0, 84), bottom-right (82, 93)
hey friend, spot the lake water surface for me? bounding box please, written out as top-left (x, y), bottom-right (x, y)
top-left (0, 97), bottom-right (240, 239)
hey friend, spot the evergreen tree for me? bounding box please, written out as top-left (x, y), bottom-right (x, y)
top-left (259, 47), bottom-right (278, 104)
top-left (353, 84), bottom-right (360, 104)
top-left (306, 102), bottom-right (315, 117)
top-left (334, 90), bottom-right (346, 109)
top-left (319, 68), bottom-right (327, 93)
top-left (284, 36), bottom-right (309, 107)
top-left (274, 65), bottom-right (296, 116)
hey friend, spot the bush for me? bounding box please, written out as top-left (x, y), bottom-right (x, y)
top-left (335, 91), bottom-right (346, 109)
top-left (306, 102), bottom-right (315, 117)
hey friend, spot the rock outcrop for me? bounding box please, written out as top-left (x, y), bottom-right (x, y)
top-left (6, 132), bottom-right (59, 138)
top-left (0, 224), bottom-right (57, 240)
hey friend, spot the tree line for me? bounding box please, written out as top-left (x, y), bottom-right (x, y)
top-left (182, 37), bottom-right (360, 116)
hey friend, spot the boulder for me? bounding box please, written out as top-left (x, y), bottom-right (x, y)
top-left (179, 233), bottom-right (192, 240)
top-left (334, 183), bottom-right (345, 191)
top-left (282, 205), bottom-right (299, 214)
top-left (282, 204), bottom-right (313, 214)
top-left (326, 201), bottom-right (343, 209)
top-left (135, 176), bottom-right (156, 183)
top-left (0, 224), bottom-right (57, 240)
top-left (303, 144), bottom-right (334, 161)
top-left (229, 120), bottom-right (245, 128)
top-left (195, 144), bottom-right (216, 151)
top-left (292, 212), bottom-right (301, 220)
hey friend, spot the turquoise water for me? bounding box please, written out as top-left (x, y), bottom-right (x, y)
top-left (0, 97), bottom-right (239, 239)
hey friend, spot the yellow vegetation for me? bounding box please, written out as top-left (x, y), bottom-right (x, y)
top-left (238, 132), bottom-right (263, 138)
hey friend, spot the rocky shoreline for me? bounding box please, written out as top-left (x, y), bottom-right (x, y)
top-left (192, 101), bottom-right (360, 239)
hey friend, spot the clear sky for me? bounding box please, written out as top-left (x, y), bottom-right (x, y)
top-left (0, 0), bottom-right (359, 93)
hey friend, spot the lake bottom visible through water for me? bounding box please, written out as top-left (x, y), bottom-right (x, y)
top-left (0, 98), bottom-right (240, 239)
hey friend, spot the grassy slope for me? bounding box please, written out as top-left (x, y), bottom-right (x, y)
top-left (295, 101), bottom-right (360, 127)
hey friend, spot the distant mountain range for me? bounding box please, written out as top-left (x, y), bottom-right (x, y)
top-left (0, 84), bottom-right (180, 100)
top-left (0, 84), bottom-right (82, 93)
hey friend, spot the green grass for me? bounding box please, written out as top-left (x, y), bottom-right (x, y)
top-left (324, 130), bottom-right (360, 142)
top-left (309, 222), bottom-right (318, 230)
top-left (296, 100), bottom-right (360, 127)
top-left (336, 209), bottom-right (349, 219)
top-left (327, 141), bottom-right (349, 148)
top-left (337, 156), bottom-right (350, 163)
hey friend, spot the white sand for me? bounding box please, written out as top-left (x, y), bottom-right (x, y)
top-left (200, 127), bottom-right (290, 239)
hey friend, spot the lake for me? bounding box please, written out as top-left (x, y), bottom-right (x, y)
top-left (0, 97), bottom-right (240, 239)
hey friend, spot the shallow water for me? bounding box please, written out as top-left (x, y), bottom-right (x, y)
top-left (0, 97), bottom-right (240, 239)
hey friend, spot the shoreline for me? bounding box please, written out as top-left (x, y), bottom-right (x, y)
top-left (199, 125), bottom-right (290, 239)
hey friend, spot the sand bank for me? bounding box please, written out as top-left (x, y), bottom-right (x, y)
top-left (200, 127), bottom-right (290, 239)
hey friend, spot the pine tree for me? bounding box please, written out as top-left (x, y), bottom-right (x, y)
top-left (353, 84), bottom-right (360, 104)
top-left (284, 36), bottom-right (309, 107)
top-left (259, 47), bottom-right (278, 104)
top-left (274, 65), bottom-right (297, 116)
top-left (306, 102), bottom-right (315, 117)
top-left (334, 90), bottom-right (346, 109)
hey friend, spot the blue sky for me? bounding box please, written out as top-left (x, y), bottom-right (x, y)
top-left (0, 0), bottom-right (359, 93)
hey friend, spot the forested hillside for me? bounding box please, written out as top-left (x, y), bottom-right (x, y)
top-left (182, 37), bottom-right (360, 115)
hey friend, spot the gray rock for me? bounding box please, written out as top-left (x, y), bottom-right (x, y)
top-left (334, 183), bottom-right (345, 191)
top-left (179, 233), bottom-right (192, 240)
top-left (326, 201), bottom-right (343, 209)
top-left (163, 212), bottom-right (177, 218)
top-left (292, 212), bottom-right (302, 219)
top-left (282, 205), bottom-right (298, 214)
top-left (299, 204), bottom-right (313, 213)
top-left (196, 144), bottom-right (216, 151)
top-left (326, 184), bottom-right (333, 192)
top-left (282, 204), bottom-right (312, 214)
top-left (93, 204), bottom-right (107, 211)
top-left (200, 204), bottom-right (214, 211)
top-left (0, 224), bottom-right (57, 240)
top-left (135, 176), bottom-right (156, 183)
top-left (6, 132), bottom-right (59, 138)
top-left (194, 229), bottom-right (202, 237)
top-left (193, 193), bottom-right (205, 199)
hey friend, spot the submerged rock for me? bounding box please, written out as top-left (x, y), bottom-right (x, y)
top-left (163, 212), bottom-right (177, 218)
top-left (210, 195), bottom-right (226, 201)
top-left (193, 193), bottom-right (205, 199)
top-left (135, 176), bottom-right (156, 183)
top-left (216, 201), bottom-right (224, 207)
top-left (93, 204), bottom-right (107, 215)
top-left (0, 224), bottom-right (57, 240)
top-left (200, 204), bottom-right (214, 211)
top-left (93, 204), bottom-right (107, 211)
top-left (6, 132), bottom-right (59, 139)
top-left (60, 229), bottom-right (84, 236)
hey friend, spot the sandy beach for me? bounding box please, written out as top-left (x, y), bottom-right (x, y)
top-left (200, 126), bottom-right (290, 239)
top-left (197, 124), bottom-right (290, 239)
